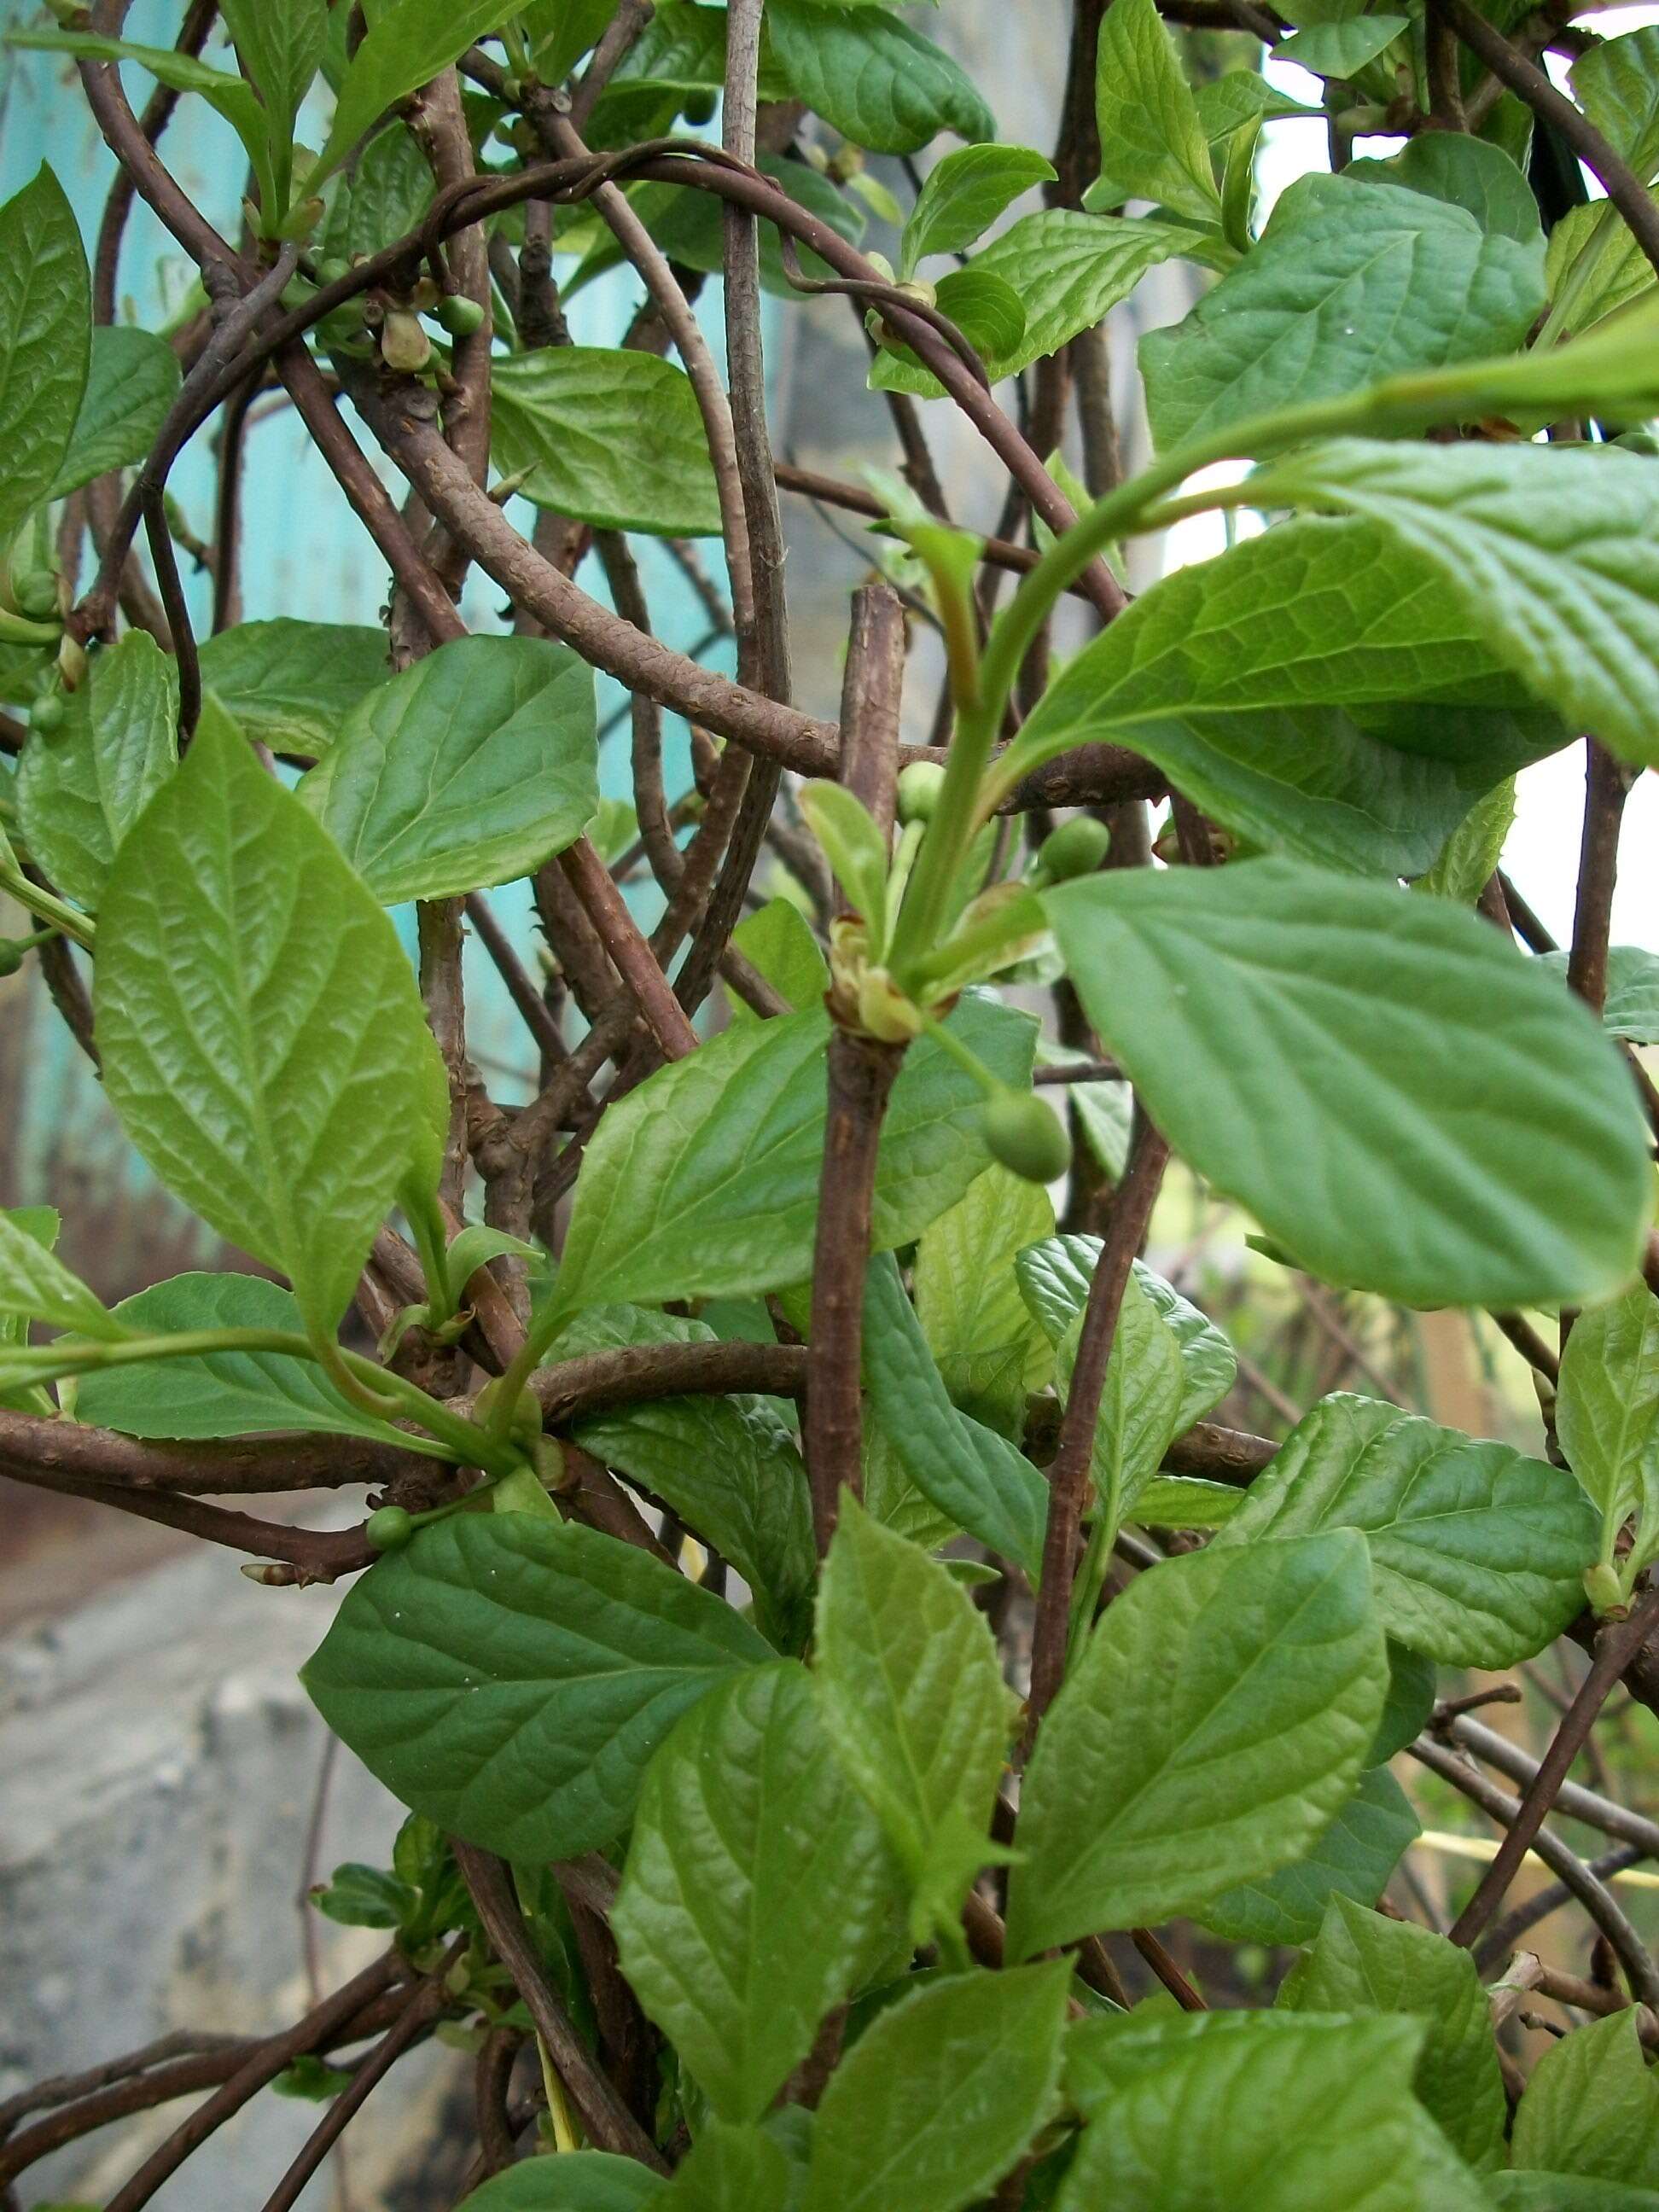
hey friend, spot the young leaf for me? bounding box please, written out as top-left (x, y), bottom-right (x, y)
top-left (196, 620), bottom-right (391, 754)
top-left (50, 327), bottom-right (181, 500)
top-left (1414, 778), bottom-right (1516, 904)
top-left (1006, 1532), bottom-right (1387, 1957)
top-left (492, 351), bottom-right (723, 538)
top-left (815, 1496), bottom-right (1012, 1929)
top-left (1199, 1766), bottom-right (1420, 1947)
top-left (765, 0), bottom-right (995, 156)
top-left (219, 0), bottom-right (328, 170)
top-left (319, 122), bottom-right (434, 263)
top-left (1510, 2008), bottom-right (1659, 2186)
top-left (303, 1514), bottom-right (772, 1860)
top-left (800, 1964), bottom-right (1071, 2212)
top-left (1018, 1235), bottom-right (1237, 1435)
top-left (912, 1163), bottom-right (1055, 1435)
top-left (661, 2122), bottom-right (792, 2212)
top-left (1057, 1264), bottom-right (1185, 1541)
top-left (901, 144), bottom-right (1057, 273)
top-left (0, 1205), bottom-right (123, 1342)
top-left (1131, 1474), bottom-right (1248, 1529)
top-left (1089, 0), bottom-right (1220, 221)
top-left (1556, 1283), bottom-right (1659, 1567)
top-left (1535, 946), bottom-right (1659, 1044)
top-left (1140, 175), bottom-right (1545, 451)
top-left (1212, 1392), bottom-right (1600, 1668)
top-left (1272, 17), bottom-right (1410, 79)
top-left (1043, 858), bottom-right (1651, 1310)
top-left (614, 1662), bottom-right (902, 2124)
top-left (1249, 439), bottom-right (1659, 773)
top-left (452, 2152), bottom-right (667, 2212)
top-left (798, 782), bottom-right (891, 926)
top-left (550, 997), bottom-right (1035, 1320)
top-left (0, 166), bottom-right (90, 550)
top-left (17, 633), bottom-right (178, 911)
top-left (311, 0), bottom-right (526, 185)
top-left (95, 705), bottom-right (450, 1339)
top-left (727, 897), bottom-right (830, 1017)
top-left (1280, 1897), bottom-right (1507, 2171)
top-left (75, 1273), bottom-right (410, 1443)
top-left (299, 636), bottom-right (597, 903)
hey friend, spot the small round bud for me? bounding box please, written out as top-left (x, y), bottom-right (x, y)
top-left (30, 692), bottom-right (67, 735)
top-left (380, 306), bottom-right (432, 375)
top-left (1033, 815), bottom-right (1110, 885)
top-left (981, 1087), bottom-right (1071, 1185)
top-left (11, 569), bottom-right (60, 622)
top-left (435, 293), bottom-right (487, 338)
top-left (0, 937), bottom-right (34, 978)
top-left (896, 760), bottom-right (947, 824)
top-left (364, 1505), bottom-right (416, 1551)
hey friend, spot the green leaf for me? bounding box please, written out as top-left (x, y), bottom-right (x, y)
top-left (765, 0), bottom-right (994, 156)
top-left (1088, 0), bottom-right (1220, 224)
top-left (313, 0), bottom-right (524, 184)
top-left (1493, 2183), bottom-right (1659, 2212)
top-left (1345, 135), bottom-right (1543, 246)
top-left (1279, 1898), bottom-right (1506, 2170)
top-left (557, 1304), bottom-right (816, 1652)
top-left (196, 620), bottom-right (390, 756)
top-left (76, 1273), bottom-right (410, 1442)
top-left (606, 156), bottom-right (865, 305)
top-left (1131, 1474), bottom-right (1248, 1529)
top-left (872, 210), bottom-right (1196, 394)
top-left (1272, 16), bottom-right (1408, 78)
top-left (1016, 1237), bottom-right (1236, 1434)
top-left (1057, 2011), bottom-right (1452, 2212)
top-left (661, 2122), bottom-right (792, 2212)
top-left (303, 1513), bottom-right (771, 1860)
top-left (220, 0), bottom-right (327, 159)
top-left (551, 996), bottom-right (1035, 1319)
top-left (523, 0), bottom-right (623, 84)
top-left (1006, 1532), bottom-right (1386, 1956)
top-left (1537, 945), bottom-right (1659, 1043)
top-left (1058, 1265), bottom-right (1185, 1542)
top-left (1557, 1283), bottom-right (1659, 1566)
top-left (1042, 858), bottom-right (1651, 1309)
top-left (298, 636), bottom-right (597, 903)
top-left (1248, 439), bottom-right (1659, 774)
top-left (17, 632), bottom-right (178, 913)
top-left (929, 267), bottom-right (1027, 362)
top-left (727, 898), bottom-right (830, 1016)
top-left (0, 1203), bottom-right (122, 1342)
top-left (95, 705), bottom-right (448, 1339)
top-left (1212, 1392), bottom-right (1598, 1668)
top-left (913, 1164), bottom-right (1054, 1435)
top-left (1545, 197), bottom-right (1657, 341)
top-left (1199, 1766), bottom-right (1420, 1947)
top-left (1192, 73), bottom-right (1322, 141)
top-left (901, 144), bottom-right (1057, 273)
top-left (614, 1662), bottom-right (901, 2123)
top-left (1141, 175), bottom-right (1545, 451)
top-left (453, 2152), bottom-right (667, 2212)
top-left (50, 328), bottom-right (181, 500)
top-left (815, 1496), bottom-right (1013, 1930)
top-left (0, 1206), bottom-right (62, 1410)
top-left (862, 1254), bottom-right (1049, 1576)
top-left (1414, 778), bottom-right (1516, 904)
top-left (492, 349), bottom-right (722, 538)
top-left (0, 166), bottom-right (90, 550)
top-left (1573, 25), bottom-right (1659, 182)
top-left (1511, 2008), bottom-right (1659, 2186)
top-left (800, 1964), bottom-right (1070, 2212)
top-left (319, 122), bottom-right (434, 263)
top-left (798, 782), bottom-right (890, 926)
top-left (1374, 1638), bottom-right (1437, 1761)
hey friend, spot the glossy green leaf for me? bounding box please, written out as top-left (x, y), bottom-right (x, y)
top-left (50, 327), bottom-right (181, 500)
top-left (1213, 1392), bottom-right (1600, 1667)
top-left (76, 1273), bottom-right (410, 1442)
top-left (1249, 439), bottom-right (1659, 773)
top-left (1511, 2008), bottom-right (1659, 2186)
top-left (1273, 17), bottom-right (1408, 79)
top-left (1280, 1898), bottom-right (1506, 2169)
top-left (1057, 1264), bottom-right (1185, 1542)
top-left (95, 706), bottom-right (448, 1339)
top-left (1142, 176), bottom-right (1545, 451)
top-left (1131, 1474), bottom-right (1248, 1529)
top-left (319, 122), bottom-right (434, 263)
top-left (196, 621), bottom-right (391, 755)
top-left (727, 896), bottom-right (829, 1020)
top-left (902, 144), bottom-right (1056, 272)
top-left (800, 1964), bottom-right (1070, 2212)
top-left (862, 1254), bottom-right (1048, 1576)
top-left (1537, 946), bottom-right (1659, 1043)
top-left (550, 996), bottom-right (1035, 1320)
top-left (1088, 0), bottom-right (1220, 223)
top-left (913, 1164), bottom-right (1054, 1435)
top-left (1345, 135), bottom-right (1542, 246)
top-left (299, 635), bottom-right (597, 902)
top-left (1008, 1532), bottom-right (1386, 1956)
top-left (1191, 73), bottom-right (1322, 141)
top-left (616, 1662), bottom-right (901, 2124)
top-left (1043, 858), bottom-right (1650, 1309)
top-left (558, 1304), bottom-right (816, 1652)
top-left (661, 2122), bottom-right (792, 2212)
top-left (492, 349), bottom-right (722, 537)
top-left (1557, 1283), bottom-right (1659, 1566)
top-left (17, 632), bottom-right (178, 913)
top-left (766, 0), bottom-right (994, 156)
top-left (816, 1497), bottom-right (1012, 1929)
top-left (1199, 1766), bottom-right (1419, 1947)
top-left (1017, 1236), bottom-right (1236, 1435)
top-left (0, 1204), bottom-right (121, 1342)
top-left (453, 2152), bottom-right (667, 2212)
top-left (1058, 2011), bottom-right (1452, 2212)
top-left (523, 0), bottom-right (622, 83)
top-left (313, 0), bottom-right (525, 183)
top-left (0, 166), bottom-right (90, 550)
top-left (1374, 1639), bottom-right (1437, 1762)
top-left (220, 0), bottom-right (327, 154)
top-left (303, 1513), bottom-right (771, 1860)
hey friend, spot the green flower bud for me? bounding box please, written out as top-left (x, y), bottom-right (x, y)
top-left (896, 760), bottom-right (947, 824)
top-left (315, 255), bottom-right (352, 286)
top-left (11, 568), bottom-right (60, 622)
top-left (30, 692), bottom-right (67, 736)
top-left (380, 306), bottom-right (432, 375)
top-left (435, 293), bottom-right (487, 338)
top-left (364, 1505), bottom-right (416, 1551)
top-left (0, 936), bottom-right (36, 977)
top-left (1033, 815), bottom-right (1110, 884)
top-left (981, 1087), bottom-right (1071, 1185)
top-left (1583, 1560), bottom-right (1627, 1615)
